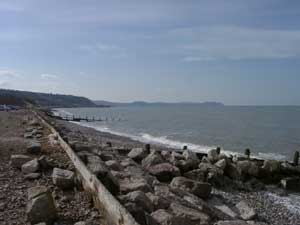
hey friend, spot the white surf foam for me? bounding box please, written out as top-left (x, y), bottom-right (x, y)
top-left (53, 108), bottom-right (74, 116)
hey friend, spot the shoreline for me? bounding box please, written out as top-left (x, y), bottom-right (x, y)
top-left (48, 112), bottom-right (300, 225)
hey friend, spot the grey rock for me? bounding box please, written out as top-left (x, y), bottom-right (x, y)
top-left (170, 176), bottom-right (211, 198)
top-left (262, 160), bottom-right (281, 174)
top-left (27, 141), bottom-right (42, 154)
top-left (146, 192), bottom-right (170, 210)
top-left (235, 200), bottom-right (256, 220)
top-left (120, 178), bottom-right (152, 194)
top-left (10, 154), bottom-right (32, 169)
top-left (214, 205), bottom-right (238, 219)
top-left (215, 221), bottom-right (248, 225)
top-left (52, 168), bottom-right (75, 190)
top-left (170, 202), bottom-right (210, 225)
top-left (119, 190), bottom-right (153, 213)
top-left (281, 177), bottom-right (300, 191)
top-left (207, 149), bottom-right (219, 163)
top-left (128, 148), bottom-right (148, 162)
top-left (184, 169), bottom-right (206, 182)
top-left (22, 159), bottom-right (40, 174)
top-left (27, 186), bottom-right (57, 225)
top-left (25, 173), bottom-right (41, 180)
top-left (183, 150), bottom-right (199, 163)
top-left (215, 159), bottom-right (227, 171)
top-left (142, 151), bottom-right (164, 169)
top-left (151, 209), bottom-right (184, 225)
top-left (74, 222), bottom-right (87, 225)
top-left (148, 163), bottom-right (180, 182)
top-left (105, 160), bottom-right (123, 171)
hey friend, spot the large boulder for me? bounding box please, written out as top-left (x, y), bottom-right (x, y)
top-left (235, 201), bottom-right (256, 220)
top-left (207, 149), bottom-right (219, 163)
top-left (86, 156), bottom-right (119, 195)
top-left (10, 154), bottom-right (32, 169)
top-left (262, 160), bottom-right (281, 174)
top-left (22, 159), bottom-right (40, 174)
top-left (225, 163), bottom-right (241, 180)
top-left (52, 168), bottom-right (75, 190)
top-left (142, 151), bottom-right (164, 169)
top-left (170, 177), bottom-right (211, 198)
top-left (184, 169), bottom-right (206, 182)
top-left (26, 186), bottom-right (57, 225)
top-left (119, 191), bottom-right (153, 213)
top-left (148, 163), bottom-right (180, 182)
top-left (281, 177), bottom-right (300, 191)
top-left (105, 160), bottom-right (123, 171)
top-left (170, 202), bottom-right (210, 225)
top-left (183, 150), bottom-right (200, 164)
top-left (128, 148), bottom-right (149, 162)
top-left (236, 161), bottom-right (259, 177)
top-left (146, 192), bottom-right (170, 210)
top-left (215, 159), bottom-right (227, 171)
top-left (26, 141), bottom-right (42, 154)
top-left (120, 178), bottom-right (152, 194)
top-left (151, 209), bottom-right (185, 225)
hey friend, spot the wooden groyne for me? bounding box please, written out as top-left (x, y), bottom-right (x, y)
top-left (34, 110), bottom-right (140, 225)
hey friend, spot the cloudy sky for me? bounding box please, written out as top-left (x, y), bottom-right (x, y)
top-left (1, 0), bottom-right (300, 105)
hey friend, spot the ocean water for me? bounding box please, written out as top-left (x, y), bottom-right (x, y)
top-left (56, 105), bottom-right (300, 161)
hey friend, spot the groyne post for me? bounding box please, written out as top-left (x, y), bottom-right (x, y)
top-left (245, 148), bottom-right (251, 159)
top-left (216, 147), bottom-right (221, 155)
top-left (183, 145), bottom-right (188, 150)
top-left (145, 144), bottom-right (151, 153)
top-left (293, 151), bottom-right (299, 166)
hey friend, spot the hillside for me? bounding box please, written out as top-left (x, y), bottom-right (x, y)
top-left (0, 89), bottom-right (98, 108)
top-left (94, 100), bottom-right (224, 107)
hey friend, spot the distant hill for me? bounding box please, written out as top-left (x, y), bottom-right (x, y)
top-left (0, 89), bottom-right (98, 108)
top-left (94, 100), bottom-right (224, 107)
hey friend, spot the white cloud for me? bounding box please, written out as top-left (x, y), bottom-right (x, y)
top-left (169, 26), bottom-right (300, 61)
top-left (41, 74), bottom-right (58, 80)
top-left (0, 70), bottom-right (18, 77)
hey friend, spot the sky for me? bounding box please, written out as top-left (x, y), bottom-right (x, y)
top-left (1, 0), bottom-right (300, 105)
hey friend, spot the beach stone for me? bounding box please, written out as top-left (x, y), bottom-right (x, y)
top-left (183, 150), bottom-right (199, 163)
top-left (170, 176), bottom-right (211, 198)
top-left (225, 163), bottom-right (241, 180)
top-left (214, 205), bottom-right (238, 219)
top-left (262, 160), bottom-right (281, 174)
top-left (22, 159), bottom-right (40, 174)
top-left (235, 200), bottom-right (256, 220)
top-left (52, 168), bottom-right (75, 190)
top-left (170, 152), bottom-right (185, 163)
top-left (34, 223), bottom-right (47, 225)
top-left (105, 160), bottom-right (123, 171)
top-left (38, 155), bottom-right (50, 170)
top-left (128, 148), bottom-right (148, 162)
top-left (25, 173), bottom-right (41, 180)
top-left (27, 141), bottom-right (42, 154)
top-left (142, 151), bottom-right (164, 169)
top-left (184, 169), bottom-right (206, 182)
top-left (215, 221), bottom-right (248, 225)
top-left (207, 149), bottom-right (219, 163)
top-left (24, 133), bottom-right (34, 139)
top-left (146, 192), bottom-right (170, 210)
top-left (120, 178), bottom-right (152, 194)
top-left (236, 161), bottom-right (259, 177)
top-left (74, 222), bottom-right (87, 225)
top-left (215, 159), bottom-right (227, 171)
top-left (281, 177), bottom-right (300, 191)
top-left (176, 159), bottom-right (198, 173)
top-left (26, 186), bottom-right (57, 225)
top-left (151, 209), bottom-right (184, 225)
top-left (86, 156), bottom-right (119, 195)
top-left (161, 151), bottom-right (171, 160)
top-left (148, 163), bottom-right (180, 182)
top-left (124, 202), bottom-right (151, 225)
top-left (170, 202), bottom-right (210, 225)
top-left (10, 154), bottom-right (32, 169)
top-left (29, 120), bottom-right (40, 126)
top-left (119, 191), bottom-right (153, 213)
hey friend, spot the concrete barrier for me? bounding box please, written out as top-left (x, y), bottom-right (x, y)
top-left (34, 110), bottom-right (140, 225)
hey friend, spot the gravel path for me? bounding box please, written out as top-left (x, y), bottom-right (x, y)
top-left (0, 110), bottom-right (102, 225)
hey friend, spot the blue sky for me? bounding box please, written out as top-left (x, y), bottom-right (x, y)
top-left (1, 0), bottom-right (300, 105)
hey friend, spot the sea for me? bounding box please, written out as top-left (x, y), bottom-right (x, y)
top-left (55, 105), bottom-right (300, 162)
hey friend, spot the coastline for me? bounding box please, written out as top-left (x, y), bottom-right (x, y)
top-left (49, 114), bottom-right (300, 225)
